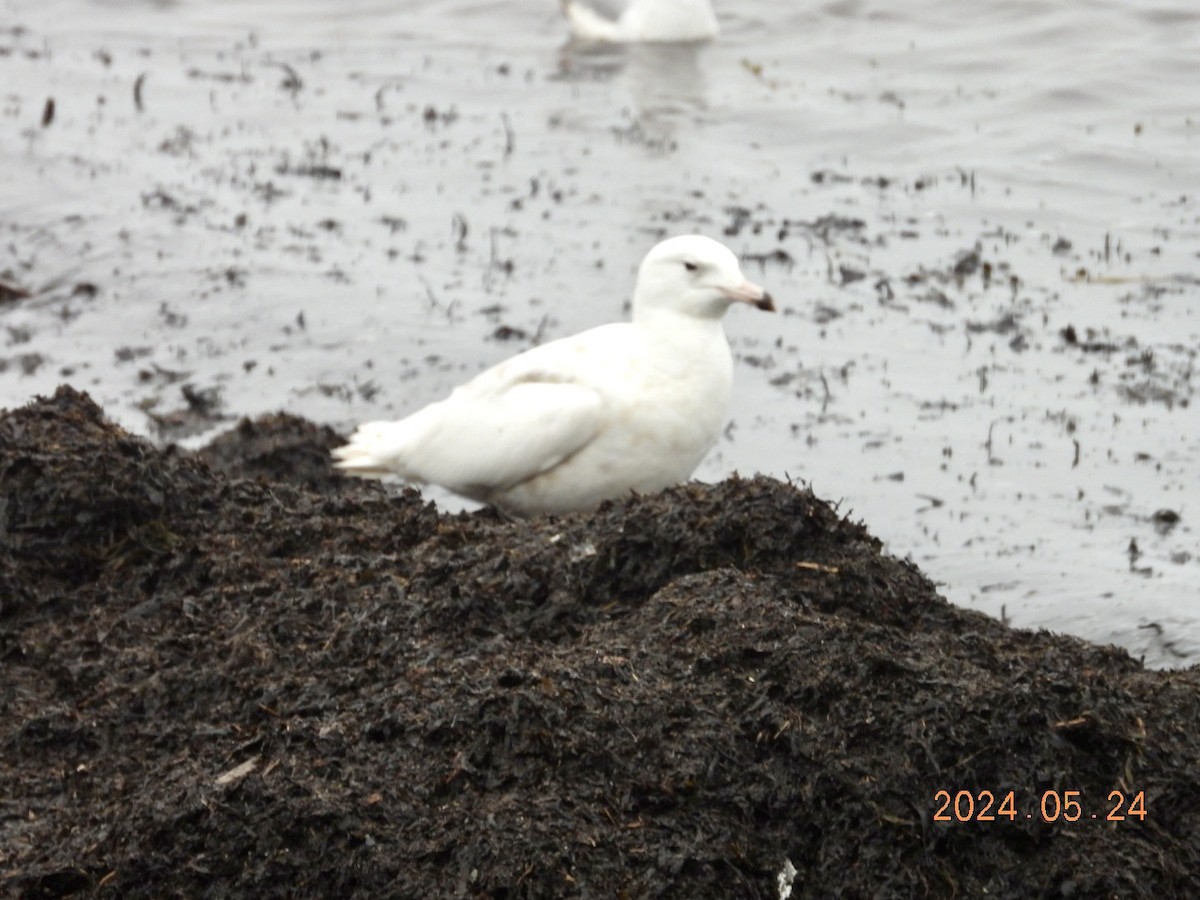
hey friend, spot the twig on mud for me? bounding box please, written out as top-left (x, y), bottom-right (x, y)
top-left (270, 61), bottom-right (303, 94)
top-left (375, 80), bottom-right (404, 112)
top-left (214, 756), bottom-right (260, 787)
top-left (501, 112), bottom-right (515, 157)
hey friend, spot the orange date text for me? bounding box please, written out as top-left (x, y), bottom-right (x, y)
top-left (932, 789), bottom-right (1146, 823)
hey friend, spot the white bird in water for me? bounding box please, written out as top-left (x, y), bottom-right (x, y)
top-left (561, 0), bottom-right (719, 43)
top-left (333, 235), bottom-right (775, 515)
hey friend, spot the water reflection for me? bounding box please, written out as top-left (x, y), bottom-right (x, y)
top-left (556, 40), bottom-right (709, 148)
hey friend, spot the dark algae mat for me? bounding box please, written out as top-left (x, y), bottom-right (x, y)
top-left (2, 387), bottom-right (1198, 898)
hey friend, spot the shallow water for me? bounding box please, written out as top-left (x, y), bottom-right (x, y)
top-left (2, 0), bottom-right (1197, 666)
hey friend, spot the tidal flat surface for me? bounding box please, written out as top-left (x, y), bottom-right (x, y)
top-left (1, 0), bottom-right (1197, 665)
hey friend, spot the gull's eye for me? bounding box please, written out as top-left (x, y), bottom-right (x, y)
top-left (683, 260), bottom-right (699, 272)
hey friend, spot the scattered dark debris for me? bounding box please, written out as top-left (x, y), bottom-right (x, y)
top-left (1128, 348), bottom-right (1156, 372)
top-left (218, 267), bottom-right (247, 288)
top-left (740, 353), bottom-right (775, 369)
top-left (914, 286), bottom-right (954, 308)
top-left (142, 383), bottom-right (228, 440)
top-left (0, 352), bottom-right (47, 375)
top-left (1060, 325), bottom-right (1121, 353)
top-left (1, 387), bottom-right (1198, 898)
top-left (40, 96), bottom-right (54, 127)
top-left (799, 213), bottom-right (867, 243)
top-left (275, 163), bottom-right (342, 180)
top-left (182, 382), bottom-right (222, 415)
top-left (810, 169), bottom-right (855, 185)
top-left (812, 303), bottom-right (844, 324)
top-left (904, 246), bottom-right (997, 292)
top-left (1137, 622), bottom-right (1190, 660)
top-left (490, 323), bottom-right (529, 342)
top-left (379, 215), bottom-right (407, 234)
top-left (422, 104), bottom-right (459, 127)
top-left (452, 212), bottom-right (469, 251)
top-left (1119, 379), bottom-right (1184, 407)
top-left (185, 67), bottom-right (252, 84)
top-left (158, 125), bottom-right (197, 156)
top-left (838, 264), bottom-right (865, 285)
top-left (500, 111), bottom-right (515, 157)
top-left (0, 276), bottom-right (33, 304)
top-left (742, 248), bottom-right (795, 270)
top-left (485, 233), bottom-right (515, 279)
top-left (142, 188), bottom-right (180, 209)
top-left (966, 312), bottom-right (1021, 336)
top-left (356, 379), bottom-right (380, 402)
top-left (137, 362), bottom-right (190, 385)
top-left (723, 205), bottom-right (757, 237)
top-left (314, 381), bottom-right (353, 401)
top-left (248, 180), bottom-right (285, 202)
top-left (1127, 537), bottom-right (1150, 574)
top-left (1151, 508), bottom-right (1181, 534)
top-left (953, 246), bottom-right (982, 279)
top-left (140, 188), bottom-right (200, 218)
top-left (159, 302), bottom-right (187, 328)
top-left (374, 79), bottom-right (405, 112)
top-left (740, 57), bottom-right (766, 79)
top-left (271, 61), bottom-right (304, 94)
top-left (769, 371), bottom-right (796, 387)
top-left (114, 345), bottom-right (153, 363)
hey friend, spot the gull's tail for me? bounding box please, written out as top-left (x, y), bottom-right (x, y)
top-left (331, 421), bottom-right (416, 480)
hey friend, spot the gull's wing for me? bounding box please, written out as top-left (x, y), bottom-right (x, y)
top-left (333, 333), bottom-right (620, 496)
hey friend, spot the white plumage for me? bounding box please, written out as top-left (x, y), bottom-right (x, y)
top-left (332, 235), bottom-right (774, 515)
top-left (561, 0), bottom-right (719, 43)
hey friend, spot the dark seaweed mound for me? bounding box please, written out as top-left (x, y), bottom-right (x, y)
top-left (2, 387), bottom-right (1197, 898)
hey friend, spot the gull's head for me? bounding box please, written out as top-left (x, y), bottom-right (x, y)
top-left (632, 235), bottom-right (776, 322)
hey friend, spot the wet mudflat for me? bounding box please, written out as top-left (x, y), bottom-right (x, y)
top-left (1, 0), bottom-right (1197, 665)
top-left (3, 387), bottom-right (1199, 898)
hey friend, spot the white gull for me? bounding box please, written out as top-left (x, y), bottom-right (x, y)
top-left (562, 0), bottom-right (719, 43)
top-left (332, 235), bottom-right (774, 515)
